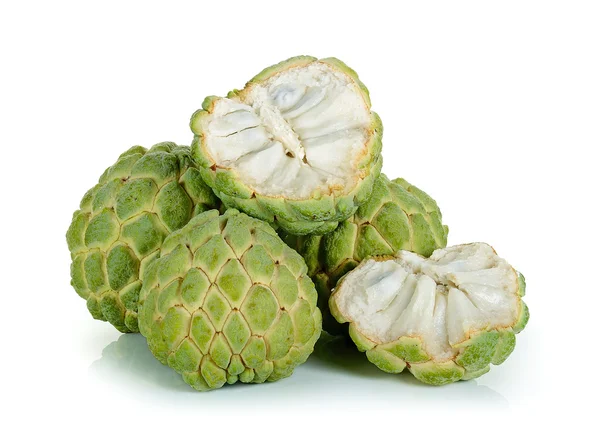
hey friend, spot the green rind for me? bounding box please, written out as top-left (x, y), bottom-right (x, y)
top-left (513, 300), bottom-right (530, 333)
top-left (248, 56), bottom-right (317, 86)
top-left (454, 331), bottom-right (500, 372)
top-left (320, 57), bottom-right (372, 107)
top-left (347, 323), bottom-right (376, 352)
top-left (409, 361), bottom-right (465, 386)
top-left (517, 271), bottom-right (526, 296)
top-left (365, 347), bottom-right (406, 374)
top-left (491, 330), bottom-right (517, 365)
top-left (462, 365), bottom-right (490, 381)
top-left (380, 336), bottom-right (431, 363)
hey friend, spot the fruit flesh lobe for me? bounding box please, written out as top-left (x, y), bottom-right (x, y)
top-left (334, 243), bottom-right (521, 362)
top-left (202, 62), bottom-right (371, 199)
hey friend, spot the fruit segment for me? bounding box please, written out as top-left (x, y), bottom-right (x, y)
top-left (191, 56), bottom-right (383, 235)
top-left (138, 209), bottom-right (322, 391)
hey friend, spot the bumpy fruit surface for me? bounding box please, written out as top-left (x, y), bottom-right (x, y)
top-left (138, 209), bottom-right (322, 391)
top-left (66, 143), bottom-right (220, 333)
top-left (329, 243), bottom-right (529, 385)
top-left (283, 174), bottom-right (448, 333)
top-left (191, 55), bottom-right (383, 236)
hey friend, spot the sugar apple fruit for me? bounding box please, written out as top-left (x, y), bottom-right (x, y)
top-left (138, 208), bottom-right (322, 391)
top-left (190, 55), bottom-right (383, 236)
top-left (329, 243), bottom-right (529, 385)
top-left (283, 174), bottom-right (448, 333)
top-left (66, 142), bottom-right (220, 333)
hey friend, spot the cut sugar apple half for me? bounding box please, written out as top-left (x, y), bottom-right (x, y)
top-left (329, 243), bottom-right (529, 385)
top-left (191, 56), bottom-right (383, 235)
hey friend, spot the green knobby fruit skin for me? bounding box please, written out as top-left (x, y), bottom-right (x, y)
top-left (329, 260), bottom-right (529, 386)
top-left (138, 209), bottom-right (322, 391)
top-left (284, 174), bottom-right (448, 334)
top-left (190, 56), bottom-right (383, 236)
top-left (66, 143), bottom-right (220, 333)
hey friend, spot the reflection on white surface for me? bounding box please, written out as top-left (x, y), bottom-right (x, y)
top-left (89, 332), bottom-right (508, 407)
top-left (89, 332), bottom-right (192, 392)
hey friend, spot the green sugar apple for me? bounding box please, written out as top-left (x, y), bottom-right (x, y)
top-left (283, 174), bottom-right (448, 333)
top-left (191, 55), bottom-right (383, 236)
top-left (138, 208), bottom-right (322, 391)
top-left (66, 142), bottom-right (220, 333)
top-left (329, 243), bottom-right (529, 385)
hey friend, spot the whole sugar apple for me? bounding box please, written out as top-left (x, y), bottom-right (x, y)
top-left (138, 208), bottom-right (322, 391)
top-left (283, 174), bottom-right (448, 333)
top-left (190, 55), bottom-right (383, 236)
top-left (329, 243), bottom-right (529, 385)
top-left (66, 142), bottom-right (220, 333)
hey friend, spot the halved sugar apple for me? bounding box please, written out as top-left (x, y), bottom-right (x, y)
top-left (138, 208), bottom-right (322, 391)
top-left (329, 243), bottom-right (529, 385)
top-left (282, 174), bottom-right (448, 333)
top-left (66, 143), bottom-right (220, 333)
top-left (190, 55), bottom-right (383, 236)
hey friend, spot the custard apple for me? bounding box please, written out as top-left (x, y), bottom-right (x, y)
top-left (138, 208), bottom-right (322, 391)
top-left (190, 55), bottom-right (383, 236)
top-left (329, 243), bottom-right (529, 385)
top-left (66, 142), bottom-right (220, 333)
top-left (283, 174), bottom-right (448, 333)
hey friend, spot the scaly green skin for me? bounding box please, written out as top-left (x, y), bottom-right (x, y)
top-left (191, 56), bottom-right (383, 236)
top-left (329, 261), bottom-right (529, 386)
top-left (66, 143), bottom-right (220, 333)
top-left (283, 174), bottom-right (448, 334)
top-left (138, 209), bottom-right (322, 391)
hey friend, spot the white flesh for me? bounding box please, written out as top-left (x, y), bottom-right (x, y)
top-left (334, 243), bottom-right (520, 361)
top-left (202, 62), bottom-right (372, 199)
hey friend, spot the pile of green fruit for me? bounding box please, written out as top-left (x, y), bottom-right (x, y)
top-left (67, 56), bottom-right (529, 390)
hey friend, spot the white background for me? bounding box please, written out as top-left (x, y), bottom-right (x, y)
top-left (1, 0), bottom-right (598, 430)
